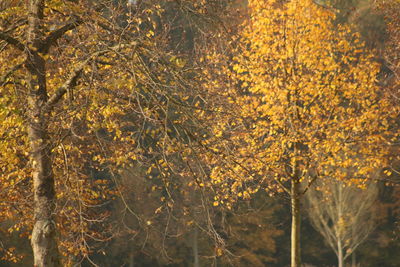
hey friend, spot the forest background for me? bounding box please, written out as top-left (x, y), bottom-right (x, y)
top-left (0, 0), bottom-right (399, 266)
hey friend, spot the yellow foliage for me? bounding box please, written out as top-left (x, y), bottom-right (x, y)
top-left (200, 0), bottom-right (397, 202)
top-left (0, 0), bottom-right (197, 262)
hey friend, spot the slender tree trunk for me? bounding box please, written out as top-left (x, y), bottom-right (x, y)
top-left (291, 179), bottom-right (301, 267)
top-left (337, 240), bottom-right (344, 267)
top-left (129, 253), bottom-right (135, 267)
top-left (193, 227), bottom-right (199, 267)
top-left (352, 252), bottom-right (356, 267)
top-left (26, 0), bottom-right (60, 266)
top-left (337, 187), bottom-right (344, 267)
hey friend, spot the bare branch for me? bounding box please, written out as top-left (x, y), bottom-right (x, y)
top-left (0, 32), bottom-right (24, 51)
top-left (43, 44), bottom-right (127, 113)
top-left (39, 17), bottom-right (83, 54)
top-left (301, 173), bottom-right (318, 196)
top-left (275, 178), bottom-right (291, 195)
top-left (43, 56), bottom-right (92, 113)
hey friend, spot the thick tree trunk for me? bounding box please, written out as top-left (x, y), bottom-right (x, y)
top-left (26, 0), bottom-right (60, 266)
top-left (29, 123), bottom-right (60, 267)
top-left (291, 179), bottom-right (301, 267)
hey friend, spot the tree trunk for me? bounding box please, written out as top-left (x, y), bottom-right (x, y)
top-left (26, 0), bottom-right (60, 266)
top-left (351, 251), bottom-right (356, 267)
top-left (193, 227), bottom-right (199, 267)
top-left (337, 187), bottom-right (344, 267)
top-left (291, 179), bottom-right (301, 267)
top-left (129, 253), bottom-right (135, 267)
top-left (337, 240), bottom-right (344, 267)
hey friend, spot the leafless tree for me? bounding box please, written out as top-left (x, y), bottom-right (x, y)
top-left (305, 179), bottom-right (378, 267)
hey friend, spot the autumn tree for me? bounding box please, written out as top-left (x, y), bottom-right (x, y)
top-left (199, 0), bottom-right (396, 266)
top-left (305, 179), bottom-right (378, 267)
top-left (0, 0), bottom-right (232, 265)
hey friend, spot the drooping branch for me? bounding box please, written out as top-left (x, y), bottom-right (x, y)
top-left (0, 32), bottom-right (24, 51)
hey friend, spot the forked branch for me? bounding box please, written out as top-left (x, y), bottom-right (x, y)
top-left (39, 17), bottom-right (83, 54)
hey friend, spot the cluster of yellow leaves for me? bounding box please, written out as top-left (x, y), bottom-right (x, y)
top-left (200, 0), bottom-right (397, 204)
top-left (0, 246), bottom-right (23, 263)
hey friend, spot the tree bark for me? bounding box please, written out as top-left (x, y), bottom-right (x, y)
top-left (26, 0), bottom-right (61, 266)
top-left (337, 187), bottom-right (344, 267)
top-left (291, 178), bottom-right (301, 267)
top-left (129, 253), bottom-right (135, 267)
top-left (193, 227), bottom-right (199, 267)
top-left (351, 251), bottom-right (356, 267)
top-left (337, 239), bottom-right (344, 267)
